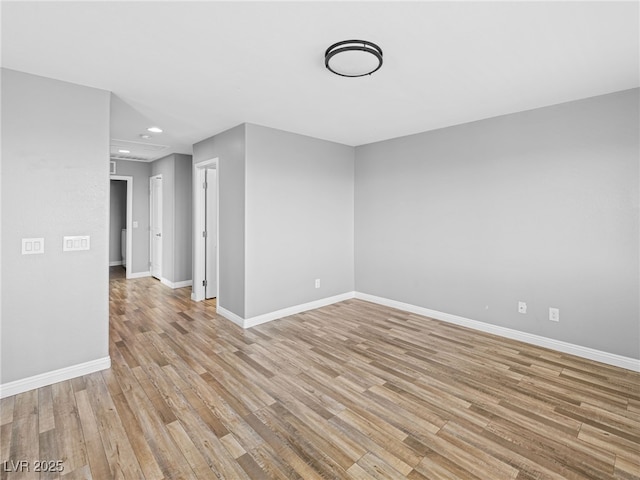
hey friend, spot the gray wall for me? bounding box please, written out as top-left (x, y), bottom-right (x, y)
top-left (111, 159), bottom-right (151, 274)
top-left (244, 124), bottom-right (354, 317)
top-left (109, 180), bottom-right (127, 263)
top-left (174, 154), bottom-right (193, 283)
top-left (1, 69), bottom-right (110, 383)
top-left (355, 89), bottom-right (639, 359)
top-left (193, 124), bottom-right (246, 317)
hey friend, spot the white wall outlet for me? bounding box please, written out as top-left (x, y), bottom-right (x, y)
top-left (549, 307), bottom-right (560, 322)
top-left (315, 279), bottom-right (320, 289)
top-left (518, 301), bottom-right (527, 314)
top-left (63, 235), bottom-right (90, 252)
top-left (22, 238), bottom-right (44, 255)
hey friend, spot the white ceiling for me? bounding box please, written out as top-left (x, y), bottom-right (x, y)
top-left (2, 1), bottom-right (638, 160)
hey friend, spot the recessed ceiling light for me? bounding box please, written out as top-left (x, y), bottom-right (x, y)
top-left (325, 40), bottom-right (383, 77)
top-left (147, 126), bottom-right (163, 133)
top-left (118, 149), bottom-right (130, 154)
top-left (139, 134), bottom-right (151, 139)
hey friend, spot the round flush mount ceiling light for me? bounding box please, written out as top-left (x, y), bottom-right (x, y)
top-left (118, 149), bottom-right (130, 154)
top-left (139, 134), bottom-right (151, 139)
top-left (325, 40), bottom-right (383, 77)
top-left (147, 126), bottom-right (163, 133)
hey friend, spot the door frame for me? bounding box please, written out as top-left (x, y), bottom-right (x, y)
top-left (110, 175), bottom-right (133, 279)
top-left (192, 158), bottom-right (219, 302)
top-left (149, 174), bottom-right (163, 280)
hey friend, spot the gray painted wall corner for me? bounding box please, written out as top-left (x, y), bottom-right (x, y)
top-left (244, 123), bottom-right (355, 318)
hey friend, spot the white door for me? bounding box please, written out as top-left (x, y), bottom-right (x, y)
top-left (205, 169), bottom-right (218, 298)
top-left (150, 175), bottom-right (163, 280)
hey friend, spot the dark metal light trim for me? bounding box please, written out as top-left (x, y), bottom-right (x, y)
top-left (325, 40), bottom-right (383, 77)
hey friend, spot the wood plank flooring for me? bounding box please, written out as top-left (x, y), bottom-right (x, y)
top-left (2, 267), bottom-right (639, 479)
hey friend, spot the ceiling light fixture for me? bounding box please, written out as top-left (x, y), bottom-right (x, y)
top-left (147, 126), bottom-right (163, 133)
top-left (139, 134), bottom-right (151, 139)
top-left (325, 40), bottom-right (383, 77)
top-left (118, 149), bottom-right (130, 153)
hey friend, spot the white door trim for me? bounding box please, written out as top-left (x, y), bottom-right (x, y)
top-left (193, 158), bottom-right (219, 302)
top-left (110, 175), bottom-right (133, 279)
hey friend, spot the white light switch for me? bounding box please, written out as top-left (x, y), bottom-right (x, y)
top-left (63, 235), bottom-right (90, 251)
top-left (133, 221), bottom-right (139, 228)
top-left (22, 238), bottom-right (44, 255)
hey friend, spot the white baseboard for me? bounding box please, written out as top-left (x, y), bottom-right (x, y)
top-left (355, 292), bottom-right (640, 373)
top-left (216, 292), bottom-right (356, 329)
top-left (128, 271), bottom-right (151, 279)
top-left (0, 356), bottom-right (111, 399)
top-left (217, 306), bottom-right (245, 328)
top-left (243, 292), bottom-right (357, 328)
top-left (161, 278), bottom-right (193, 289)
top-left (109, 260), bottom-right (123, 266)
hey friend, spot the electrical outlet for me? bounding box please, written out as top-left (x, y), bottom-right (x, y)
top-left (518, 301), bottom-right (527, 314)
top-left (549, 307), bottom-right (560, 322)
top-left (315, 279), bottom-right (320, 288)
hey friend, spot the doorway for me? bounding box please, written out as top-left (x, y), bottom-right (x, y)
top-left (193, 158), bottom-right (218, 302)
top-left (110, 175), bottom-right (133, 278)
top-left (150, 174), bottom-right (163, 280)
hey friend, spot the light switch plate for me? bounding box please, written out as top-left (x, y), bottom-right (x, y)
top-left (22, 238), bottom-right (44, 255)
top-left (63, 235), bottom-right (90, 251)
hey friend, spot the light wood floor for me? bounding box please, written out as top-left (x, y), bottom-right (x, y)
top-left (2, 269), bottom-right (639, 479)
